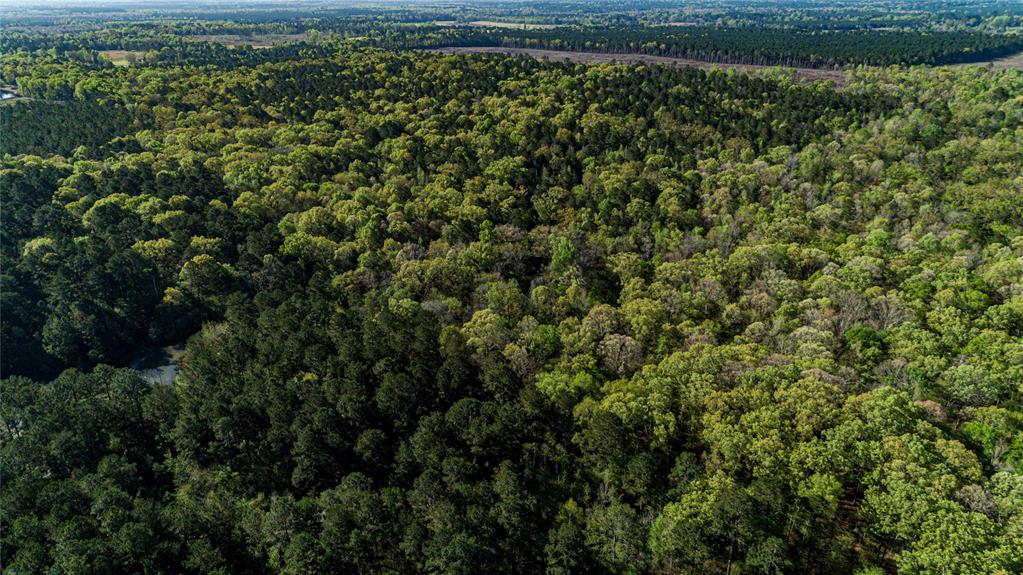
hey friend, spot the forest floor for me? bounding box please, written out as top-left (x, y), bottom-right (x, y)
top-left (430, 46), bottom-right (849, 85)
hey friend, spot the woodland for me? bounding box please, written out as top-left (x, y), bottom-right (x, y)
top-left (1, 1), bottom-right (1022, 574)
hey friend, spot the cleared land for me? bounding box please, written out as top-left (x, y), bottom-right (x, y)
top-left (99, 49), bottom-right (145, 66)
top-left (434, 20), bottom-right (564, 30)
top-left (187, 33), bottom-right (308, 47)
top-left (430, 46), bottom-right (847, 85)
top-left (954, 51), bottom-right (1023, 70)
top-left (467, 21), bottom-right (564, 30)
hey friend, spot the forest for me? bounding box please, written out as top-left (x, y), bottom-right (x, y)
top-left (380, 25), bottom-right (1023, 67)
top-left (2, 1), bottom-right (1023, 574)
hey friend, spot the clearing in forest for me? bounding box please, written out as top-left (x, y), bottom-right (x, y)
top-left (430, 46), bottom-right (848, 85)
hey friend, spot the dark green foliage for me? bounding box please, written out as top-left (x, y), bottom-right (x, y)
top-left (0, 99), bottom-right (134, 157)
top-left (385, 25), bottom-right (1023, 67)
top-left (0, 368), bottom-right (179, 573)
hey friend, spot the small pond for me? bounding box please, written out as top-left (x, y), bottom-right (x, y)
top-left (130, 344), bottom-right (186, 385)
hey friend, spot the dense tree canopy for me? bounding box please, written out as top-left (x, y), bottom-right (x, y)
top-left (382, 25), bottom-right (1023, 67)
top-left (2, 2), bottom-right (1023, 574)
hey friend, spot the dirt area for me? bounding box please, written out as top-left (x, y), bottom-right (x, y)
top-left (429, 46), bottom-right (847, 85)
top-left (99, 49), bottom-right (145, 66)
top-left (187, 32), bottom-right (309, 48)
top-left (954, 51), bottom-right (1023, 70)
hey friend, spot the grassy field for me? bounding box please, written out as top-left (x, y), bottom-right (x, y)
top-left (434, 20), bottom-right (564, 30)
top-left (468, 20), bottom-right (564, 30)
top-left (187, 32), bottom-right (309, 48)
top-left (98, 49), bottom-right (145, 66)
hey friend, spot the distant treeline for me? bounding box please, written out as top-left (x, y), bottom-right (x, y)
top-left (380, 25), bottom-right (1023, 67)
top-left (4, 18), bottom-right (1022, 70)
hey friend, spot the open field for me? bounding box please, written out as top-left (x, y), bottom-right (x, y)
top-left (468, 20), bottom-right (564, 30)
top-left (429, 46), bottom-right (848, 85)
top-left (187, 32), bottom-right (309, 48)
top-left (434, 20), bottom-right (564, 30)
top-left (954, 50), bottom-right (1023, 70)
top-left (98, 49), bottom-right (145, 66)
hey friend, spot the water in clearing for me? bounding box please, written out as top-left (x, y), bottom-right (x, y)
top-left (130, 344), bottom-right (186, 385)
